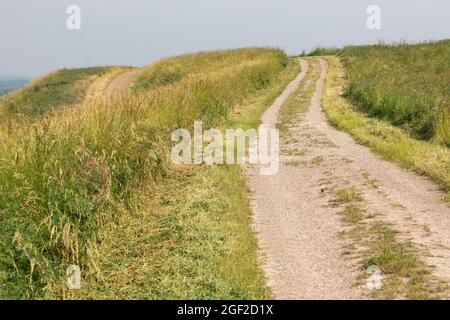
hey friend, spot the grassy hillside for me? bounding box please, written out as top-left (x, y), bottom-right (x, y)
top-left (336, 40), bottom-right (449, 146)
top-left (133, 48), bottom-right (287, 91)
top-left (0, 67), bottom-right (115, 119)
top-left (0, 48), bottom-right (295, 299)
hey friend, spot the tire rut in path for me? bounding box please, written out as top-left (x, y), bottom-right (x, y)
top-left (247, 59), bottom-right (365, 299)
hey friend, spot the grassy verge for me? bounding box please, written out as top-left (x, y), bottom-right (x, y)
top-left (332, 186), bottom-right (442, 299)
top-left (65, 166), bottom-right (267, 299)
top-left (0, 48), bottom-right (297, 299)
top-left (322, 56), bottom-right (450, 200)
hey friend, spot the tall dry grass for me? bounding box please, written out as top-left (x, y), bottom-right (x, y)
top-left (0, 48), bottom-right (288, 298)
top-left (322, 56), bottom-right (450, 198)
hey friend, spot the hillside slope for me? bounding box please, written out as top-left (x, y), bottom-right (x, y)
top-left (0, 67), bottom-right (119, 119)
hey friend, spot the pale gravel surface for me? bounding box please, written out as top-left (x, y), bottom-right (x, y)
top-left (105, 69), bottom-right (141, 99)
top-left (246, 58), bottom-right (450, 299)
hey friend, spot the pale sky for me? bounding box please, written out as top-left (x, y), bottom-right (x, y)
top-left (0, 0), bottom-right (449, 77)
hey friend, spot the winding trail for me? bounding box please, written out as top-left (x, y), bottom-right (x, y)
top-left (246, 58), bottom-right (450, 299)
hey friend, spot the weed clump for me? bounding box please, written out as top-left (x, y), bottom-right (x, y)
top-left (337, 40), bottom-right (450, 146)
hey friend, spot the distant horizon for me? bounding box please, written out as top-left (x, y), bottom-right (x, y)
top-left (1, 37), bottom-right (448, 80)
top-left (0, 75), bottom-right (31, 81)
top-left (2, 37), bottom-right (450, 80)
top-left (1, 0), bottom-right (449, 78)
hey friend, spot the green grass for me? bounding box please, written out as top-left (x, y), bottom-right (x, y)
top-left (335, 40), bottom-right (449, 146)
top-left (302, 47), bottom-right (342, 57)
top-left (342, 219), bottom-right (439, 299)
top-left (322, 56), bottom-right (450, 199)
top-left (70, 54), bottom-right (300, 300)
top-left (66, 166), bottom-right (268, 299)
top-left (277, 60), bottom-right (319, 134)
top-left (332, 185), bottom-right (435, 299)
top-left (363, 223), bottom-right (435, 299)
top-left (316, 49), bottom-right (450, 299)
top-left (0, 48), bottom-right (295, 299)
top-left (0, 67), bottom-right (115, 119)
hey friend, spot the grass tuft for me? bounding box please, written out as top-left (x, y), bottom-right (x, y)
top-left (364, 224), bottom-right (421, 277)
top-left (341, 204), bottom-right (365, 223)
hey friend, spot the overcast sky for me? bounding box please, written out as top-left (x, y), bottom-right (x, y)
top-left (0, 0), bottom-right (449, 77)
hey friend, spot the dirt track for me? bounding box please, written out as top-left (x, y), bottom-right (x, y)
top-left (246, 58), bottom-right (450, 299)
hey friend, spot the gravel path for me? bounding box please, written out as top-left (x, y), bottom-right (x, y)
top-left (246, 58), bottom-right (450, 299)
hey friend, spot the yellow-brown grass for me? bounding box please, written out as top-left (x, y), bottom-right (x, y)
top-left (0, 48), bottom-right (290, 299)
